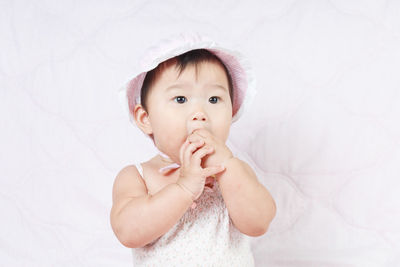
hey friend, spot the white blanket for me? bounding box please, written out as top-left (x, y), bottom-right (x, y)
top-left (1, 0), bottom-right (399, 266)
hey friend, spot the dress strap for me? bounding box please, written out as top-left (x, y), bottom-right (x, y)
top-left (136, 163), bottom-right (151, 195)
top-left (136, 163), bottom-right (144, 178)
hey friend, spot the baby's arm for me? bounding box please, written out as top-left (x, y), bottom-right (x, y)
top-left (217, 157), bottom-right (276, 236)
top-left (187, 129), bottom-right (276, 236)
top-left (110, 138), bottom-right (224, 248)
top-left (110, 166), bottom-right (194, 248)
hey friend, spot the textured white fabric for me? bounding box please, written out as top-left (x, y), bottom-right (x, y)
top-left (132, 163), bottom-right (255, 266)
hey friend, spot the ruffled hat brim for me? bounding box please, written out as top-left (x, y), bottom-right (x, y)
top-left (118, 32), bottom-right (256, 126)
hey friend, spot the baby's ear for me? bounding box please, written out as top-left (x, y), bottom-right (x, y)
top-left (133, 104), bottom-right (153, 135)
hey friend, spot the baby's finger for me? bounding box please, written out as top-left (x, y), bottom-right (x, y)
top-left (183, 140), bottom-right (204, 167)
top-left (192, 145), bottom-right (214, 166)
top-left (193, 129), bottom-right (214, 144)
top-left (187, 134), bottom-right (203, 144)
top-left (179, 139), bottom-right (190, 165)
top-left (202, 165), bottom-right (226, 178)
top-left (192, 128), bottom-right (210, 138)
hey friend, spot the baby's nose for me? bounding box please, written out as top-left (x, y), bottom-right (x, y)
top-left (191, 111), bottom-right (207, 121)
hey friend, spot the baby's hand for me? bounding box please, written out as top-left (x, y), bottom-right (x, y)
top-left (187, 129), bottom-right (234, 169)
top-left (176, 137), bottom-right (225, 201)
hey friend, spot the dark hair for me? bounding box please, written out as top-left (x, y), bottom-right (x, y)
top-left (140, 49), bottom-right (234, 112)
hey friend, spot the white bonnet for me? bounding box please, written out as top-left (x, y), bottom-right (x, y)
top-left (118, 32), bottom-right (257, 127)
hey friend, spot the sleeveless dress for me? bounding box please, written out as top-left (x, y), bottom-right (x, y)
top-left (131, 163), bottom-right (255, 267)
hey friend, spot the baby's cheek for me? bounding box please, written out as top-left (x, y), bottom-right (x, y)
top-left (216, 127), bottom-right (230, 144)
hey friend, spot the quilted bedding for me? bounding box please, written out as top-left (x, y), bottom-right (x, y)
top-left (1, 1), bottom-right (399, 266)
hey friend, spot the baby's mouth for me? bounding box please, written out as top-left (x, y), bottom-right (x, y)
top-left (187, 128), bottom-right (199, 136)
top-left (187, 126), bottom-right (211, 141)
top-left (190, 128), bottom-right (201, 135)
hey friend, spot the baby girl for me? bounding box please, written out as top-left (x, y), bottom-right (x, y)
top-left (110, 33), bottom-right (276, 266)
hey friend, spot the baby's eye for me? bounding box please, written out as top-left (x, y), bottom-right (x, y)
top-left (209, 96), bottom-right (219, 104)
top-left (174, 96), bottom-right (187, 104)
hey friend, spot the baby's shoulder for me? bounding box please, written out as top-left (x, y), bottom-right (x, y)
top-left (117, 156), bottom-right (156, 178)
top-left (117, 164), bottom-right (141, 179)
top-left (112, 164), bottom-right (148, 202)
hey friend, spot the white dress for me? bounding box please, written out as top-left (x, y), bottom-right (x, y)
top-left (131, 163), bottom-right (255, 267)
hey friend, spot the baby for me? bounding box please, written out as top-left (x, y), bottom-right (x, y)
top-left (110, 33), bottom-right (276, 266)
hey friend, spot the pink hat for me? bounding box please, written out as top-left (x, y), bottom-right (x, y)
top-left (118, 32), bottom-right (256, 126)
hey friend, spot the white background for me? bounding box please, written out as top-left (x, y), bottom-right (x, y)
top-left (1, 0), bottom-right (399, 266)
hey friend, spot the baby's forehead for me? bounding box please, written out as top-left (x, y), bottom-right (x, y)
top-left (156, 61), bottom-right (228, 87)
top-left (162, 60), bottom-right (224, 75)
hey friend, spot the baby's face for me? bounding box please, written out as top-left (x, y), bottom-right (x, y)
top-left (146, 61), bottom-right (233, 163)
